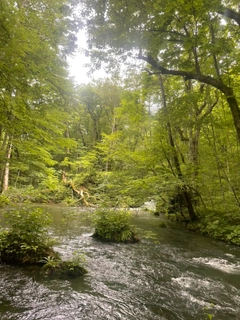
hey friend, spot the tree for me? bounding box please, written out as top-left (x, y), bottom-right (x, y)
top-left (94, 85), bottom-right (159, 207)
top-left (0, 0), bottom-right (80, 191)
top-left (53, 80), bottom-right (124, 201)
top-left (81, 0), bottom-right (240, 141)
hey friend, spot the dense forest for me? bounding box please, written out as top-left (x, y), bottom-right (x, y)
top-left (1, 0), bottom-right (240, 244)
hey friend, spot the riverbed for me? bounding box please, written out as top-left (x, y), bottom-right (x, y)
top-left (1, 205), bottom-right (240, 319)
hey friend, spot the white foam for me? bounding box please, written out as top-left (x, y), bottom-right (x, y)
top-left (225, 253), bottom-right (235, 258)
top-left (192, 257), bottom-right (240, 274)
top-left (172, 276), bottom-right (212, 289)
top-left (171, 277), bottom-right (236, 312)
top-left (179, 290), bottom-right (211, 307)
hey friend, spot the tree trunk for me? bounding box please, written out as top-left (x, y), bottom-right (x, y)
top-left (61, 171), bottom-right (93, 206)
top-left (158, 74), bottom-right (181, 176)
top-left (158, 74), bottom-right (198, 221)
top-left (3, 141), bottom-right (12, 192)
top-left (182, 188), bottom-right (197, 221)
top-left (226, 95), bottom-right (240, 142)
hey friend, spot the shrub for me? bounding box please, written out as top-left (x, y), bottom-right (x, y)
top-left (187, 209), bottom-right (240, 245)
top-left (5, 186), bottom-right (47, 203)
top-left (0, 194), bottom-right (10, 207)
top-left (0, 208), bottom-right (88, 278)
top-left (4, 186), bottom-right (70, 204)
top-left (0, 207), bottom-right (57, 264)
top-left (91, 209), bottom-right (140, 242)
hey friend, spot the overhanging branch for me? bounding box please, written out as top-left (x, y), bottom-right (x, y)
top-left (138, 54), bottom-right (240, 142)
top-left (218, 8), bottom-right (240, 26)
top-left (138, 54), bottom-right (233, 96)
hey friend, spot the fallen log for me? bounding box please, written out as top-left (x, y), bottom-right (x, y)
top-left (61, 171), bottom-right (94, 206)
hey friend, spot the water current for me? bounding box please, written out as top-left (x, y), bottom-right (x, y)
top-left (1, 205), bottom-right (240, 319)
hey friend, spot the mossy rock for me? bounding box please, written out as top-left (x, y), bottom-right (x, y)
top-left (58, 261), bottom-right (88, 277)
top-left (42, 260), bottom-right (88, 278)
top-left (92, 229), bottom-right (140, 243)
top-left (159, 221), bottom-right (167, 228)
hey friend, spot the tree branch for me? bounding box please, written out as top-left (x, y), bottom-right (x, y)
top-left (218, 8), bottom-right (240, 26)
top-left (199, 97), bottom-right (219, 123)
top-left (138, 54), bottom-right (234, 97)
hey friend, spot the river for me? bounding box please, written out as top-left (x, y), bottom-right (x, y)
top-left (1, 205), bottom-right (240, 319)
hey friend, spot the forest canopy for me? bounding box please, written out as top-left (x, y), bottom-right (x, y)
top-left (1, 0), bottom-right (240, 243)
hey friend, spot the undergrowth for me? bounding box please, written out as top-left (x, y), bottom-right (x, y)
top-left (187, 209), bottom-right (240, 246)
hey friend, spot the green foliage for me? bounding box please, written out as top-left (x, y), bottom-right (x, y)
top-left (91, 209), bottom-right (140, 242)
top-left (5, 186), bottom-right (48, 203)
top-left (0, 207), bottom-right (88, 277)
top-left (39, 251), bottom-right (87, 277)
top-left (0, 0), bottom-right (79, 192)
top-left (0, 194), bottom-right (10, 207)
top-left (204, 313), bottom-right (213, 320)
top-left (1, 0), bottom-right (240, 250)
top-left (39, 169), bottom-right (60, 192)
top-left (39, 256), bottom-right (61, 271)
top-left (77, 0), bottom-right (240, 228)
top-left (204, 305), bottom-right (215, 320)
top-left (0, 208), bottom-right (56, 264)
top-left (5, 185), bottom-right (70, 204)
top-left (188, 210), bottom-right (240, 246)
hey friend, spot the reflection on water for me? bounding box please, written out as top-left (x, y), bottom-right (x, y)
top-left (1, 205), bottom-right (240, 319)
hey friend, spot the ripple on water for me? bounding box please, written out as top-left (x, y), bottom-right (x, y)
top-left (171, 272), bottom-right (240, 318)
top-left (1, 208), bottom-right (240, 320)
top-left (192, 257), bottom-right (240, 274)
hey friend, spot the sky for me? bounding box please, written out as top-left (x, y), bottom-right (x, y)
top-left (67, 31), bottom-right (106, 84)
top-left (67, 55), bottom-right (89, 84)
top-left (68, 56), bottom-right (106, 84)
top-left (67, 29), bottom-right (143, 85)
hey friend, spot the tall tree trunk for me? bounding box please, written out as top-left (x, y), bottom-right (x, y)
top-left (158, 74), bottom-right (181, 176)
top-left (3, 141), bottom-right (12, 192)
top-left (226, 95), bottom-right (240, 142)
top-left (158, 74), bottom-right (197, 221)
top-left (189, 127), bottom-right (200, 177)
top-left (0, 132), bottom-right (10, 193)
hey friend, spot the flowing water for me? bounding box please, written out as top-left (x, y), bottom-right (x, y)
top-left (1, 205), bottom-right (240, 320)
